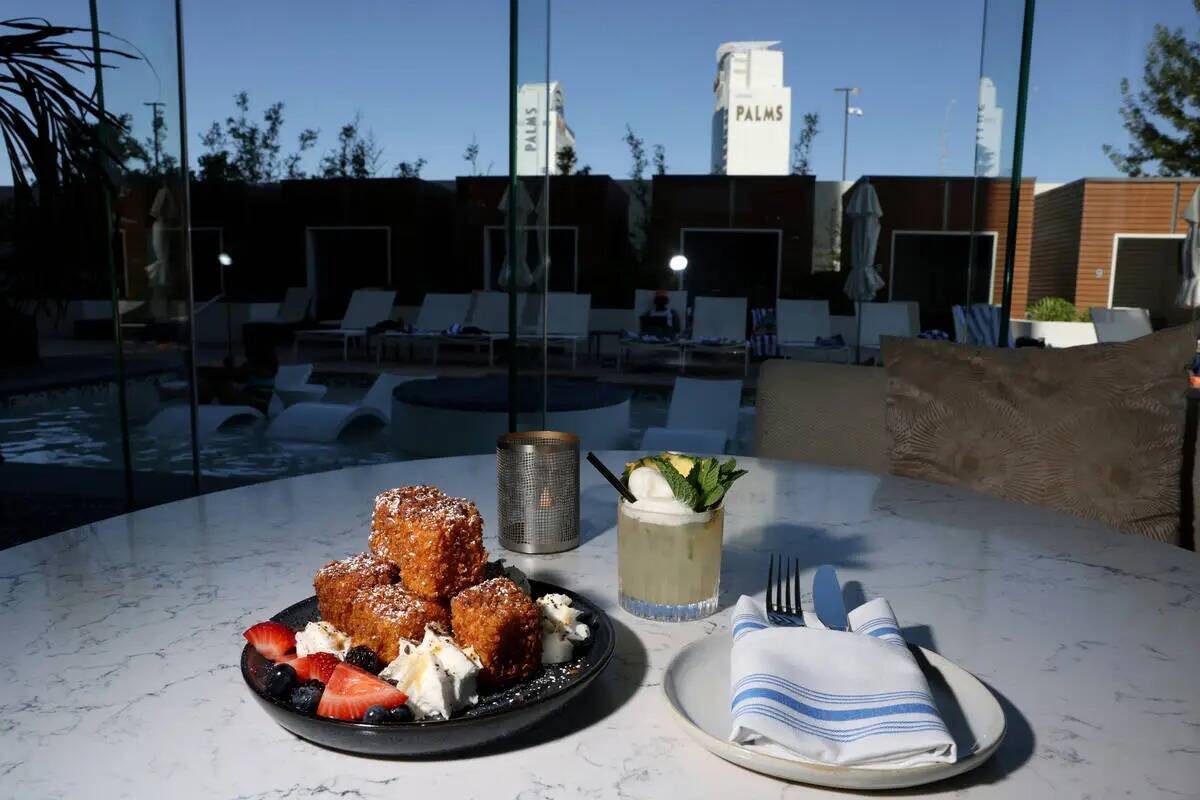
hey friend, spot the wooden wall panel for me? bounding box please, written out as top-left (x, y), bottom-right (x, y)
top-left (1028, 181), bottom-right (1084, 305)
top-left (981, 179), bottom-right (1035, 318)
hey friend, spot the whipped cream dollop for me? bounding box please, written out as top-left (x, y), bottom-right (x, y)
top-left (294, 621), bottom-right (351, 659)
top-left (537, 593), bottom-right (590, 664)
top-left (626, 466), bottom-right (694, 516)
top-left (379, 626), bottom-right (482, 719)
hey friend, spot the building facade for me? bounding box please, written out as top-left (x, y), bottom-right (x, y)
top-left (516, 82), bottom-right (576, 176)
top-left (711, 41), bottom-right (792, 176)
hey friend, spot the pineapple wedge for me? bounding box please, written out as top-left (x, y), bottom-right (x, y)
top-left (624, 453), bottom-right (698, 477)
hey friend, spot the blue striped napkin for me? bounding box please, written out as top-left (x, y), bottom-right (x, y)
top-left (729, 595), bottom-right (956, 769)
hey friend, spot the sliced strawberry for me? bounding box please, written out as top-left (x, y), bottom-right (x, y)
top-left (288, 651), bottom-right (340, 684)
top-left (316, 663), bottom-right (408, 721)
top-left (243, 621), bottom-right (296, 661)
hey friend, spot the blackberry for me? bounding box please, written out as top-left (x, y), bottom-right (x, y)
top-left (345, 645), bottom-right (385, 674)
top-left (289, 683), bottom-right (323, 715)
top-left (263, 663), bottom-right (297, 700)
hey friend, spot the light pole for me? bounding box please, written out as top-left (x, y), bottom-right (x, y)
top-left (669, 254), bottom-right (688, 292)
top-left (143, 101), bottom-right (165, 173)
top-left (834, 87), bottom-right (862, 181)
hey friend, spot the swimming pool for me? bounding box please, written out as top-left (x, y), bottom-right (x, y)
top-left (0, 379), bottom-right (681, 482)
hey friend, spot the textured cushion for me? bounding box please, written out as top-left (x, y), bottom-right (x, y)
top-left (754, 360), bottom-right (889, 474)
top-left (882, 325), bottom-right (1195, 545)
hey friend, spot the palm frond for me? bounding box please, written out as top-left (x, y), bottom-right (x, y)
top-left (0, 17), bottom-right (136, 190)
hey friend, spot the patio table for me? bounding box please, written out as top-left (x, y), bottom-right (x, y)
top-left (2, 454), bottom-right (1197, 798)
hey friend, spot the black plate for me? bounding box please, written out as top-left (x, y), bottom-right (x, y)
top-left (240, 580), bottom-right (615, 757)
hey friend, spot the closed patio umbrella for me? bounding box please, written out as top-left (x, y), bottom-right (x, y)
top-left (497, 181), bottom-right (535, 290)
top-left (843, 180), bottom-right (885, 362)
top-left (1178, 188), bottom-right (1200, 312)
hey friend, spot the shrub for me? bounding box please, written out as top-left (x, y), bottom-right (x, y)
top-left (1027, 297), bottom-right (1088, 323)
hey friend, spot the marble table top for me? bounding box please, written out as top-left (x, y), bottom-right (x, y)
top-left (2, 453), bottom-right (1198, 799)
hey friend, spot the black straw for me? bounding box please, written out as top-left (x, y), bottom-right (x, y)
top-left (586, 451), bottom-right (637, 503)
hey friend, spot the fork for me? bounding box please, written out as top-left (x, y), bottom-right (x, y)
top-left (765, 553), bottom-right (805, 626)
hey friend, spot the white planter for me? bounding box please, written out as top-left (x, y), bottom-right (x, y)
top-left (1009, 319), bottom-right (1097, 348)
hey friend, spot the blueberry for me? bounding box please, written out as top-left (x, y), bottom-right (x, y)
top-left (263, 663), bottom-right (297, 699)
top-left (345, 645), bottom-right (385, 675)
top-left (289, 683), bottom-right (323, 715)
top-left (387, 704), bottom-right (414, 724)
top-left (362, 704), bottom-right (389, 724)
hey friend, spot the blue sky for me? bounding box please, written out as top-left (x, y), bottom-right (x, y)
top-left (5, 0), bottom-right (1198, 182)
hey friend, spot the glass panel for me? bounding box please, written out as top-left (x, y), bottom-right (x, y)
top-left (521, 1), bottom-right (1036, 451)
top-left (0, 4), bottom-right (197, 547)
top-left (92, 0), bottom-right (200, 498)
top-left (513, 0), bottom-right (552, 428)
top-left (1022, 2), bottom-right (1199, 341)
top-left (971, 0), bottom-right (1034, 340)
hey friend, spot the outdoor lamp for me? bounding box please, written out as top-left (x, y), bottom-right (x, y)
top-left (669, 254), bottom-right (688, 290)
top-left (218, 252), bottom-right (234, 364)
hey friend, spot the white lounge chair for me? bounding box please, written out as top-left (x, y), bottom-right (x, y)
top-left (377, 293), bottom-right (472, 364)
top-left (682, 296), bottom-right (749, 375)
top-left (777, 299), bottom-right (849, 363)
top-left (423, 290), bottom-right (534, 367)
top-left (270, 363), bottom-right (327, 412)
top-left (271, 287), bottom-right (312, 324)
top-left (520, 293), bottom-right (591, 369)
top-left (858, 301), bottom-right (919, 357)
top-left (640, 377), bottom-right (744, 454)
top-left (145, 404), bottom-right (263, 440)
top-left (267, 372), bottom-right (414, 443)
top-left (293, 289), bottom-right (396, 361)
top-left (1091, 307), bottom-right (1153, 343)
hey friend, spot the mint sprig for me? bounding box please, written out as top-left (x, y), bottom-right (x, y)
top-left (654, 457), bottom-right (701, 509)
top-left (650, 454), bottom-right (747, 512)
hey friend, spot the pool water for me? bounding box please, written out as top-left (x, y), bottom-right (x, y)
top-left (0, 383), bottom-right (682, 482)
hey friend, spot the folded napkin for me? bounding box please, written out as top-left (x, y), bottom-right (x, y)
top-left (729, 595), bottom-right (956, 769)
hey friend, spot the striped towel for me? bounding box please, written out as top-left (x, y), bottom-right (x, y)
top-left (729, 595), bottom-right (956, 769)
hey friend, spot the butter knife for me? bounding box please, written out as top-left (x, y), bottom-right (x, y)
top-left (813, 565), bottom-right (849, 631)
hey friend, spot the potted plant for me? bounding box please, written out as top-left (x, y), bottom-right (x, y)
top-left (1010, 296), bottom-right (1098, 348)
top-left (0, 17), bottom-right (131, 367)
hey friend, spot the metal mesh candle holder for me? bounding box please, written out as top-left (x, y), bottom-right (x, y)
top-left (496, 431), bottom-right (580, 554)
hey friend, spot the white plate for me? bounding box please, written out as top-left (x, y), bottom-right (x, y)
top-left (661, 634), bottom-right (1006, 791)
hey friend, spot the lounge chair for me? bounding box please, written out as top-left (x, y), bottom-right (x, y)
top-left (617, 289), bottom-right (689, 370)
top-left (376, 293), bottom-right (472, 364)
top-left (272, 287), bottom-right (313, 324)
top-left (681, 296), bottom-right (749, 375)
top-left (270, 363), bottom-right (327, 411)
top-left (1091, 307), bottom-right (1153, 342)
top-left (292, 289), bottom-right (396, 361)
top-left (520, 293), bottom-right (591, 369)
top-left (777, 299), bottom-right (850, 363)
top-left (858, 301), bottom-right (919, 359)
top-left (266, 372), bottom-right (414, 443)
top-left (145, 404), bottom-right (264, 440)
top-left (640, 377), bottom-right (744, 454)
top-left (436, 291), bottom-right (536, 367)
